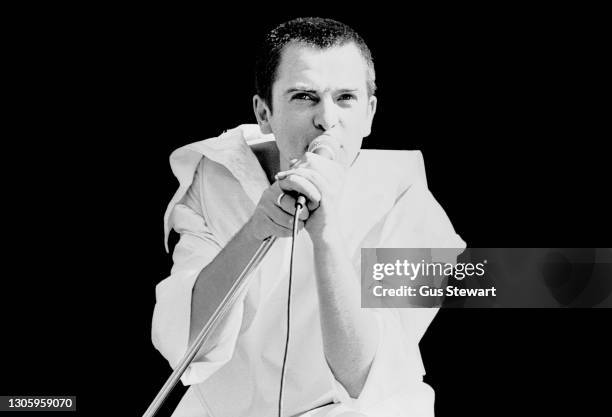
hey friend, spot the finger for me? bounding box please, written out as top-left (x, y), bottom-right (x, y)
top-left (276, 192), bottom-right (310, 221)
top-left (263, 201), bottom-right (305, 231)
top-left (276, 169), bottom-right (329, 211)
top-left (276, 167), bottom-right (329, 195)
top-left (277, 175), bottom-right (322, 208)
top-left (303, 151), bottom-right (344, 171)
top-left (268, 182), bottom-right (310, 220)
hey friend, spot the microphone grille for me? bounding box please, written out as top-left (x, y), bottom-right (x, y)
top-left (307, 137), bottom-right (337, 160)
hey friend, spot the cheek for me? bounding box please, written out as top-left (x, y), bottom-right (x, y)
top-left (344, 108), bottom-right (369, 133)
top-left (272, 113), bottom-right (301, 137)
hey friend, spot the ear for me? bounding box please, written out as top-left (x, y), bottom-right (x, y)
top-left (253, 95), bottom-right (273, 134)
top-left (362, 95), bottom-right (378, 138)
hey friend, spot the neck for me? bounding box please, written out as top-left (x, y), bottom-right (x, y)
top-left (251, 141), bottom-right (281, 185)
top-left (279, 157), bottom-right (292, 172)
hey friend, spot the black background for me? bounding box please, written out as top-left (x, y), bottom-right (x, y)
top-left (2, 5), bottom-right (610, 416)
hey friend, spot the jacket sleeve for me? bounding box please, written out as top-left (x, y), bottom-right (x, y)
top-left (151, 158), bottom-right (247, 386)
top-left (326, 180), bottom-right (465, 414)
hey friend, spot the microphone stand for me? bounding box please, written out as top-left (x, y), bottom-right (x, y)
top-left (142, 236), bottom-right (278, 417)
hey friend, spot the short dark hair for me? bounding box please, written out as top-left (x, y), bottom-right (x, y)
top-left (255, 17), bottom-right (376, 112)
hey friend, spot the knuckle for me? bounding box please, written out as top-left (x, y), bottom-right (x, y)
top-left (281, 174), bottom-right (297, 185)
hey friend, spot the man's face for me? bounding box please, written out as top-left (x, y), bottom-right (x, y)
top-left (257, 41), bottom-right (377, 169)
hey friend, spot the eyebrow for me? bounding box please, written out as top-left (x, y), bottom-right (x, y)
top-left (284, 87), bottom-right (360, 96)
top-left (285, 87), bottom-right (317, 95)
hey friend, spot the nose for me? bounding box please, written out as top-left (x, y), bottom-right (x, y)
top-left (313, 96), bottom-right (339, 132)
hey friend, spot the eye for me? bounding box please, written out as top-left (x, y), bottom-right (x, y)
top-left (292, 93), bottom-right (317, 101)
top-left (337, 93), bottom-right (357, 101)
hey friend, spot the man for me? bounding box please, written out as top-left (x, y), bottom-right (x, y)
top-left (152, 17), bottom-right (465, 416)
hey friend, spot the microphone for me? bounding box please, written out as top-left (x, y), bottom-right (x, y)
top-left (282, 136), bottom-right (339, 417)
top-left (295, 136), bottom-right (338, 209)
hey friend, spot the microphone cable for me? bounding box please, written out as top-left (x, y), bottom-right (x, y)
top-left (278, 196), bottom-right (305, 417)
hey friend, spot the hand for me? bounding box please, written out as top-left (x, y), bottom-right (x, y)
top-left (244, 180), bottom-right (311, 241)
top-left (274, 151), bottom-right (347, 239)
